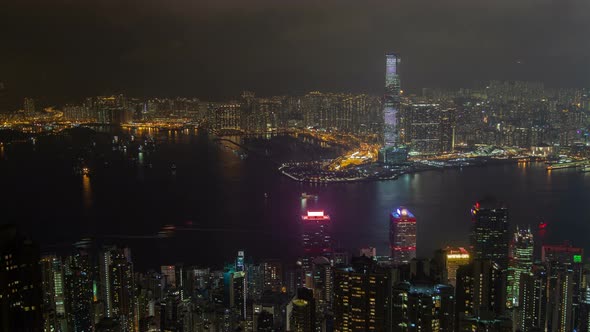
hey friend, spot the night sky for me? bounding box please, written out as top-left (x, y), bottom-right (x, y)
top-left (2, 0), bottom-right (590, 105)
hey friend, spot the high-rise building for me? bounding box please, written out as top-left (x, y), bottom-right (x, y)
top-left (65, 248), bottom-right (94, 332)
top-left (507, 226), bottom-right (534, 308)
top-left (161, 265), bottom-right (177, 289)
top-left (470, 198), bottom-right (510, 269)
top-left (333, 256), bottom-right (391, 332)
top-left (444, 247), bottom-right (470, 287)
top-left (542, 243), bottom-right (584, 331)
top-left (384, 53), bottom-right (401, 147)
top-left (224, 267), bottom-right (247, 320)
top-left (301, 210), bottom-right (332, 256)
top-left (40, 255), bottom-right (67, 331)
top-left (391, 282), bottom-right (455, 331)
top-left (390, 207), bottom-right (417, 265)
top-left (517, 263), bottom-right (547, 332)
top-left (0, 225), bottom-right (43, 331)
top-left (23, 97), bottom-right (36, 117)
top-left (287, 288), bottom-right (316, 332)
top-left (456, 260), bottom-right (505, 324)
top-left (406, 103), bottom-right (443, 153)
top-left (109, 249), bottom-right (135, 332)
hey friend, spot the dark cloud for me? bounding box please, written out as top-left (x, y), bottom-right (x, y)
top-left (1, 0), bottom-right (590, 105)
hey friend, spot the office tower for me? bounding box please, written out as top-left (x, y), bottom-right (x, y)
top-left (301, 210), bottom-right (332, 256)
top-left (333, 256), bottom-right (391, 332)
top-left (406, 103), bottom-right (443, 153)
top-left (161, 265), bottom-right (177, 289)
top-left (210, 102), bottom-right (241, 131)
top-left (287, 288), bottom-right (316, 332)
top-left (391, 282), bottom-right (455, 331)
top-left (507, 226), bottom-right (534, 307)
top-left (470, 198), bottom-right (510, 269)
top-left (443, 247), bottom-right (470, 287)
top-left (384, 53), bottom-right (401, 147)
top-left (390, 207), bottom-right (417, 265)
top-left (224, 267), bottom-right (247, 320)
top-left (110, 249), bottom-right (135, 332)
top-left (517, 264), bottom-right (548, 332)
top-left (542, 243), bottom-right (584, 331)
top-left (65, 248), bottom-right (94, 332)
top-left (456, 260), bottom-right (505, 324)
top-left (580, 284), bottom-right (590, 332)
top-left (40, 255), bottom-right (67, 331)
top-left (261, 259), bottom-right (283, 293)
top-left (0, 225), bottom-right (43, 331)
top-left (23, 97), bottom-right (36, 116)
top-left (311, 256), bottom-right (333, 311)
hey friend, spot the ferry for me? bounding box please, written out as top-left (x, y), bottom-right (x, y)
top-left (301, 192), bottom-right (319, 200)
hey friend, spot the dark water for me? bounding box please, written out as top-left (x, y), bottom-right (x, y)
top-left (1, 130), bottom-right (590, 270)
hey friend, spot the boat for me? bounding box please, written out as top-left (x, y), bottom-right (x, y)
top-left (301, 192), bottom-right (319, 200)
top-left (581, 165), bottom-right (590, 173)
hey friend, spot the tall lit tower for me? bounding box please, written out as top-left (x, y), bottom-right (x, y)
top-left (301, 211), bottom-right (332, 256)
top-left (390, 207), bottom-right (416, 265)
top-left (470, 197), bottom-right (510, 269)
top-left (384, 53), bottom-right (401, 147)
top-left (507, 226), bottom-right (534, 308)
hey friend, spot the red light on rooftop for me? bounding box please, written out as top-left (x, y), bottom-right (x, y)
top-left (307, 211), bottom-right (324, 217)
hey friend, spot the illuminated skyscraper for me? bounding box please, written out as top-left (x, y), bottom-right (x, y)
top-left (470, 198), bottom-right (510, 269)
top-left (23, 97), bottom-right (36, 117)
top-left (384, 53), bottom-right (401, 147)
top-left (333, 256), bottom-right (391, 332)
top-left (40, 255), bottom-right (67, 331)
top-left (507, 227), bottom-right (534, 308)
top-left (109, 249), bottom-right (135, 332)
top-left (390, 207), bottom-right (417, 265)
top-left (301, 211), bottom-right (332, 256)
top-left (542, 243), bottom-right (584, 331)
top-left (444, 247), bottom-right (470, 287)
top-left (456, 259), bottom-right (506, 328)
top-left (392, 282), bottom-right (455, 331)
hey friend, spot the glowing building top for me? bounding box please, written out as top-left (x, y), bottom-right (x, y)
top-left (302, 211), bottom-right (330, 221)
top-left (390, 206), bottom-right (417, 265)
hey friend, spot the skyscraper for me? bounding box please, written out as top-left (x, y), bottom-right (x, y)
top-left (456, 259), bottom-right (506, 327)
top-left (333, 256), bottom-right (391, 332)
top-left (384, 53), bottom-right (401, 147)
top-left (542, 243), bottom-right (584, 331)
top-left (443, 247), bottom-right (470, 287)
top-left (391, 282), bottom-right (455, 331)
top-left (0, 225), bottom-right (43, 331)
top-left (390, 207), bottom-right (417, 265)
top-left (507, 226), bottom-right (534, 308)
top-left (40, 255), bottom-right (67, 331)
top-left (470, 198), bottom-right (510, 269)
top-left (23, 97), bottom-right (36, 117)
top-left (301, 211), bottom-right (332, 256)
top-left (109, 249), bottom-right (135, 332)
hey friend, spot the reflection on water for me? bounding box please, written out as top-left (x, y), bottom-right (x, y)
top-left (0, 145), bottom-right (4, 159)
top-left (82, 175), bottom-right (92, 209)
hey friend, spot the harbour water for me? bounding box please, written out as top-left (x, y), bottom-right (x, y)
top-left (1, 128), bottom-right (589, 270)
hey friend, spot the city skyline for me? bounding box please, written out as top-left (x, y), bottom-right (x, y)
top-left (3, 0), bottom-right (590, 105)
